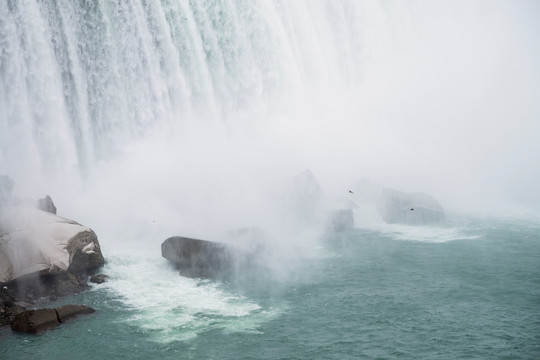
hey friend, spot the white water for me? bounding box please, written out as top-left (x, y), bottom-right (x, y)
top-left (1, 0), bottom-right (540, 339)
top-left (98, 251), bottom-right (282, 343)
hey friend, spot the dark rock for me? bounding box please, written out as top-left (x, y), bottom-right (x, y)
top-left (0, 288), bottom-right (23, 326)
top-left (36, 195), bottom-right (57, 214)
top-left (67, 230), bottom-right (105, 274)
top-left (51, 272), bottom-right (82, 296)
top-left (379, 188), bottom-right (445, 225)
top-left (9, 304), bottom-right (95, 334)
top-left (89, 274), bottom-right (109, 284)
top-left (55, 304), bottom-right (95, 322)
top-left (1, 271), bottom-right (85, 307)
top-left (10, 308), bottom-right (60, 334)
top-left (326, 209), bottom-right (354, 232)
top-left (162, 236), bottom-right (237, 278)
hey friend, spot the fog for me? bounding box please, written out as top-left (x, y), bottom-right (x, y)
top-left (2, 0), bottom-right (539, 253)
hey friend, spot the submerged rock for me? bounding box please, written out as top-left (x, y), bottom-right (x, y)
top-left (379, 188), bottom-right (445, 225)
top-left (89, 274), bottom-right (109, 284)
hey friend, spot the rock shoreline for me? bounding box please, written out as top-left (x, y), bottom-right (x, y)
top-left (0, 177), bottom-right (105, 333)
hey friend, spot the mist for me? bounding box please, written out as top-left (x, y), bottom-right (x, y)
top-left (1, 0), bottom-right (540, 257)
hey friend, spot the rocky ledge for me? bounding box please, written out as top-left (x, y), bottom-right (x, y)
top-left (10, 304), bottom-right (95, 334)
top-left (0, 175), bottom-right (104, 332)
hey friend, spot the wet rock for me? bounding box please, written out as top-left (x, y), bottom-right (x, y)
top-left (162, 236), bottom-right (238, 278)
top-left (9, 305), bottom-right (95, 334)
top-left (10, 308), bottom-right (60, 334)
top-left (3, 271), bottom-right (84, 301)
top-left (67, 232), bottom-right (105, 275)
top-left (326, 209), bottom-right (354, 232)
top-left (36, 195), bottom-right (57, 214)
top-left (55, 304), bottom-right (95, 322)
top-left (379, 188), bottom-right (445, 225)
top-left (51, 272), bottom-right (83, 296)
top-left (0, 288), bottom-right (26, 326)
top-left (89, 274), bottom-right (109, 284)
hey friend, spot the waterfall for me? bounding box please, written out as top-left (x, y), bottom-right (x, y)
top-left (0, 1), bottom-right (376, 180)
top-left (1, 0), bottom-right (539, 214)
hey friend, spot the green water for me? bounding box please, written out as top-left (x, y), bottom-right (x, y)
top-left (2, 216), bottom-right (539, 359)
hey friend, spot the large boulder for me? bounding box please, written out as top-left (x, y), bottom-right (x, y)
top-left (0, 204), bottom-right (104, 283)
top-left (10, 308), bottom-right (59, 334)
top-left (10, 304), bottom-right (95, 334)
top-left (36, 195), bottom-right (57, 214)
top-left (161, 236), bottom-right (238, 278)
top-left (378, 188), bottom-right (445, 225)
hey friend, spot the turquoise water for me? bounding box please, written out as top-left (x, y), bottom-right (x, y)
top-left (2, 215), bottom-right (539, 359)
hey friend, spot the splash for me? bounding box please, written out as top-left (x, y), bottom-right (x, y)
top-left (97, 250), bottom-right (283, 343)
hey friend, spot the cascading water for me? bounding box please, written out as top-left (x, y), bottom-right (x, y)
top-left (1, 1), bottom-right (540, 358)
top-left (0, 1), bottom-right (369, 182)
top-left (2, 0), bottom-right (539, 214)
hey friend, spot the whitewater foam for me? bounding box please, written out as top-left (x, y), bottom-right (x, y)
top-left (96, 250), bottom-right (282, 343)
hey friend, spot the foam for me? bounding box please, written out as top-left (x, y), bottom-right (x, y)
top-left (96, 249), bottom-right (282, 343)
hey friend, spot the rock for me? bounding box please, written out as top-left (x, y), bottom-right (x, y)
top-left (326, 209), bottom-right (354, 232)
top-left (10, 308), bottom-right (60, 334)
top-left (48, 272), bottom-right (83, 296)
top-left (55, 304), bottom-right (95, 322)
top-left (9, 305), bottom-right (95, 334)
top-left (36, 195), bottom-right (57, 214)
top-left (161, 236), bottom-right (238, 278)
top-left (0, 288), bottom-right (26, 326)
top-left (0, 187), bottom-right (104, 330)
top-left (67, 232), bottom-right (105, 274)
top-left (0, 204), bottom-right (105, 283)
top-left (89, 274), bottom-right (109, 284)
top-left (378, 188), bottom-right (445, 225)
top-left (0, 271), bottom-right (83, 302)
